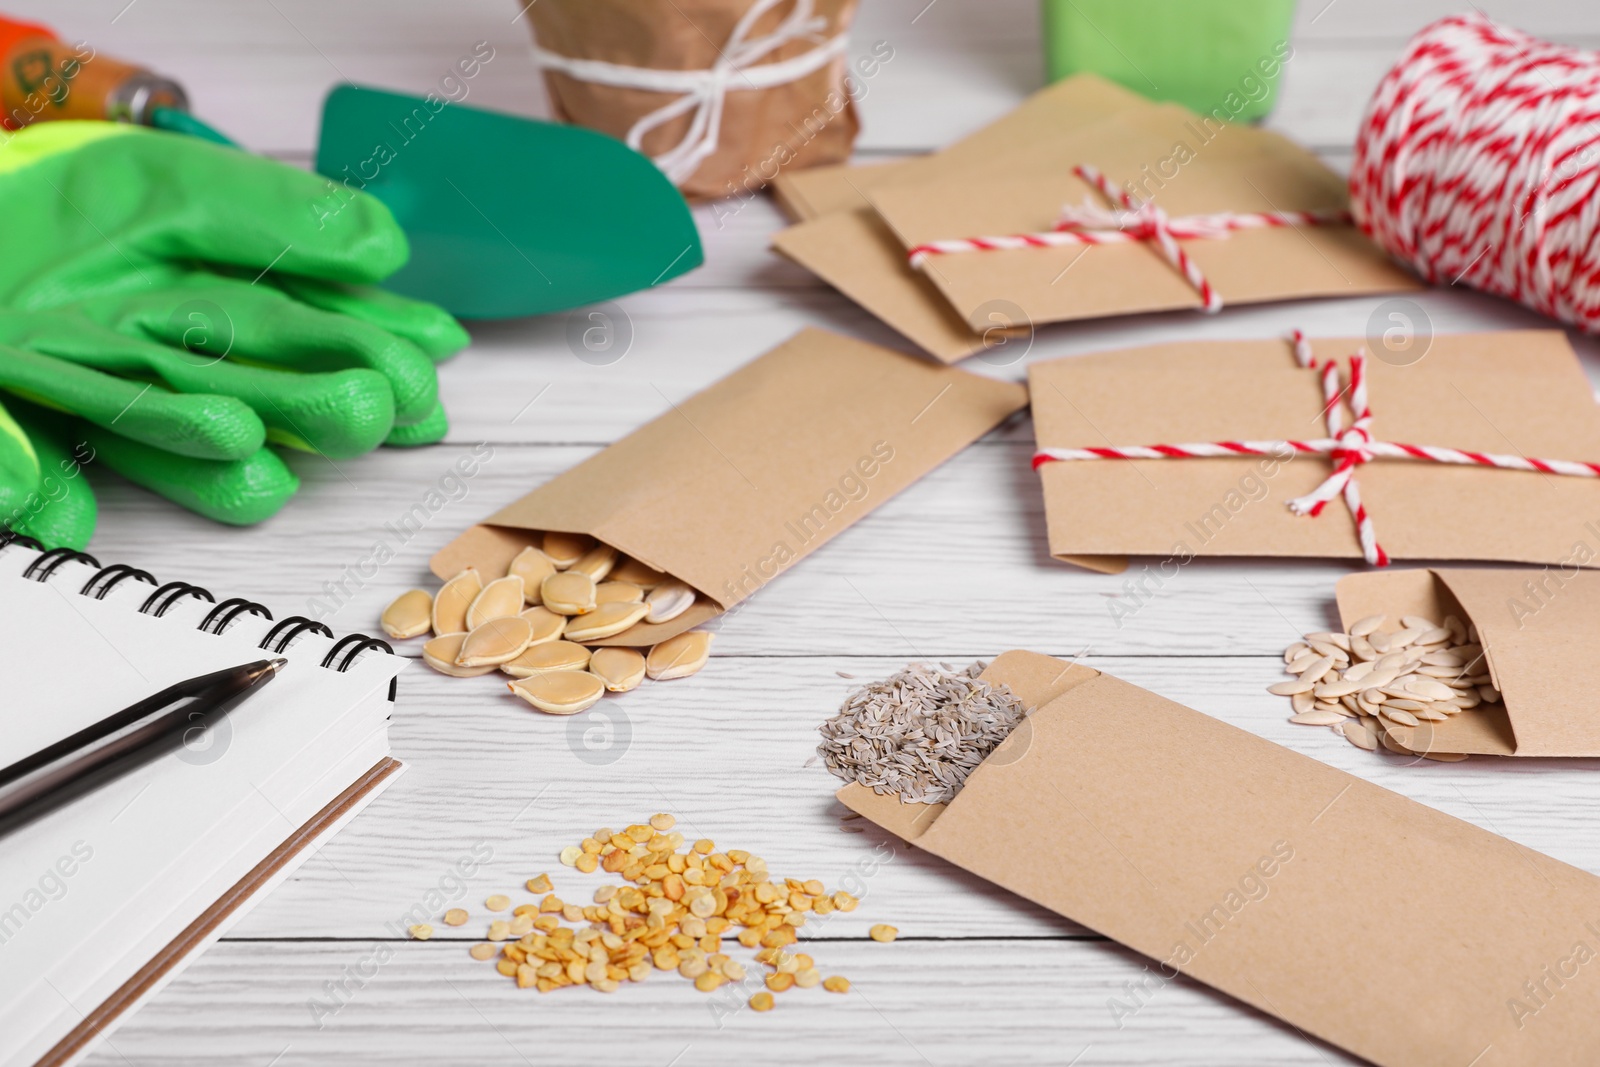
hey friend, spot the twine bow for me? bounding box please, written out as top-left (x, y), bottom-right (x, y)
top-left (1032, 333), bottom-right (1600, 566)
top-left (908, 166), bottom-right (1352, 313)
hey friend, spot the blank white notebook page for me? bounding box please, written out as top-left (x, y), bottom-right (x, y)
top-left (0, 550), bottom-right (405, 1065)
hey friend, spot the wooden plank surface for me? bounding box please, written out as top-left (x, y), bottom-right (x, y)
top-left (6, 0), bottom-right (1597, 1063)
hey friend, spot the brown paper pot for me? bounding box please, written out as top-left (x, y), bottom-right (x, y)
top-left (525, 0), bottom-right (862, 200)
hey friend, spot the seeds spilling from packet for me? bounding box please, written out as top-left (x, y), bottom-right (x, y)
top-left (1269, 613), bottom-right (1498, 761)
top-left (818, 662), bottom-right (1027, 804)
top-left (380, 535), bottom-right (714, 714)
top-left (448, 814), bottom-right (892, 1006)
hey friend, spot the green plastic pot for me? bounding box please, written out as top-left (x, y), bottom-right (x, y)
top-left (1040, 0), bottom-right (1297, 122)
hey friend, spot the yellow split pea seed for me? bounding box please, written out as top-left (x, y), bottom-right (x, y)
top-left (486, 895), bottom-right (510, 912)
top-left (469, 943), bottom-right (497, 961)
top-left (443, 908), bottom-right (468, 926)
top-left (823, 976), bottom-right (851, 993)
top-left (869, 924), bottom-right (899, 943)
top-left (408, 924), bottom-right (434, 940)
top-left (649, 813), bottom-right (676, 831)
top-left (749, 992), bottom-right (775, 1012)
top-left (527, 873), bottom-right (553, 893)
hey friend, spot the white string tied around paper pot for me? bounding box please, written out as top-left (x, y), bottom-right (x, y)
top-left (529, 0), bottom-right (849, 186)
top-left (1350, 13), bottom-right (1600, 333)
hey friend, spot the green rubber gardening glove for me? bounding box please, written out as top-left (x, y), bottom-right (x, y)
top-left (0, 120), bottom-right (469, 548)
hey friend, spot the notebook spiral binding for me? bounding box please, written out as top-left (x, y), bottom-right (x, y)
top-left (1, 529), bottom-right (397, 701)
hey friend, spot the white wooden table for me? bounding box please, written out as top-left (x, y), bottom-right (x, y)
top-left (18, 1), bottom-right (1600, 1063)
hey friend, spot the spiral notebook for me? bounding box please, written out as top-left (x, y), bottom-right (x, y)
top-left (0, 536), bottom-right (409, 1067)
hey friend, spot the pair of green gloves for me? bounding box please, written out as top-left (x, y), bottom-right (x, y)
top-left (0, 121), bottom-right (469, 550)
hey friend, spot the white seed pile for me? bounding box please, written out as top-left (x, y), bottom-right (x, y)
top-left (380, 531), bottom-right (712, 715)
top-left (818, 662), bottom-right (1026, 804)
top-left (1269, 612), bottom-right (1501, 761)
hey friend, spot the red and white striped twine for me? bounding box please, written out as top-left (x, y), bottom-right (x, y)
top-left (1352, 14), bottom-right (1600, 333)
top-left (1032, 335), bottom-right (1600, 566)
top-left (906, 165), bottom-right (1350, 312)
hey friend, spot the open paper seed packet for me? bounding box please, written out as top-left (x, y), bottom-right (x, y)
top-left (770, 74), bottom-right (1419, 363)
top-left (840, 650), bottom-right (1600, 1067)
top-left (1029, 330), bottom-right (1600, 573)
top-left (1337, 568), bottom-right (1600, 758)
top-left (433, 328), bottom-right (1026, 643)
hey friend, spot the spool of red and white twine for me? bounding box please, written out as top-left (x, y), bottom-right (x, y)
top-left (1351, 14), bottom-right (1600, 333)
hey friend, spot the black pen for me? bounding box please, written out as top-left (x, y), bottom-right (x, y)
top-left (0, 658), bottom-right (288, 830)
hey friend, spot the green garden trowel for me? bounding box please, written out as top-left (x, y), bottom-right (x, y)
top-left (314, 84), bottom-right (703, 319)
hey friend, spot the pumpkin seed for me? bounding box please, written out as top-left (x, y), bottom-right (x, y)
top-left (380, 589), bottom-right (433, 639)
top-left (595, 581), bottom-right (645, 606)
top-left (458, 616), bottom-right (536, 667)
top-left (466, 575), bottom-right (526, 630)
top-left (500, 640), bottom-right (591, 678)
top-left (610, 556), bottom-right (667, 589)
top-left (508, 546), bottom-right (557, 603)
top-left (644, 579), bottom-right (696, 624)
top-left (508, 670), bottom-right (606, 715)
top-left (564, 601), bottom-right (650, 643)
top-left (647, 632), bottom-right (713, 681)
top-left (432, 568), bottom-right (482, 635)
top-left (519, 605), bottom-right (567, 645)
top-left (589, 647), bottom-right (647, 692)
top-left (568, 545), bottom-right (618, 581)
top-left (423, 632), bottom-right (497, 677)
top-left (542, 571), bottom-right (597, 615)
top-left (542, 531), bottom-right (595, 567)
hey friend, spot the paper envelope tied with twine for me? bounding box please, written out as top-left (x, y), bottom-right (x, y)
top-left (432, 328), bottom-right (1026, 646)
top-left (1338, 567), bottom-right (1600, 758)
top-left (769, 74), bottom-right (1156, 363)
top-left (839, 650), bottom-right (1600, 1066)
top-left (769, 75), bottom-right (1418, 363)
top-left (867, 102), bottom-right (1418, 331)
top-left (1030, 330), bottom-right (1600, 573)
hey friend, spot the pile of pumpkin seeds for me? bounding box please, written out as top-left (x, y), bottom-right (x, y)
top-left (413, 813), bottom-right (892, 1011)
top-left (380, 532), bottom-right (712, 715)
top-left (817, 661), bottom-right (1027, 804)
top-left (1268, 612), bottom-right (1500, 760)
